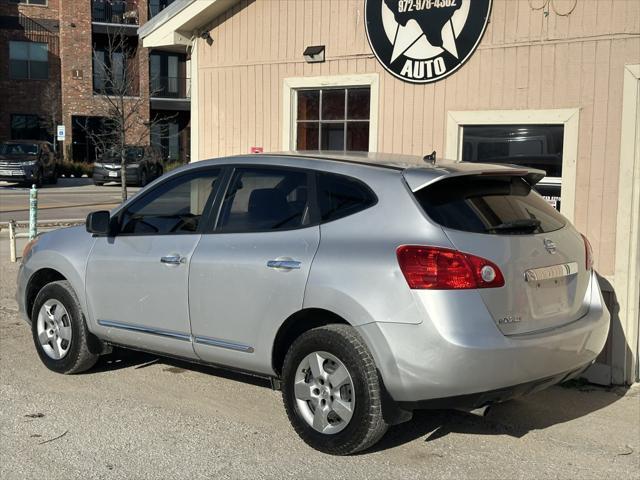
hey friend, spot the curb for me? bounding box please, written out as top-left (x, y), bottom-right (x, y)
top-left (0, 219), bottom-right (84, 231)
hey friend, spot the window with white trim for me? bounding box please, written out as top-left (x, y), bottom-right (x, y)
top-left (295, 87), bottom-right (370, 152)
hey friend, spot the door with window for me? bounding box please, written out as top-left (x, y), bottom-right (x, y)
top-left (85, 169), bottom-right (220, 358)
top-left (189, 166), bottom-right (320, 374)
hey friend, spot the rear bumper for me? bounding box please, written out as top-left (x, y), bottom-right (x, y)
top-left (397, 362), bottom-right (591, 410)
top-left (357, 271), bottom-right (610, 404)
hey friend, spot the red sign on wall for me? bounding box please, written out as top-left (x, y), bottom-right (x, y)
top-left (250, 147), bottom-right (264, 154)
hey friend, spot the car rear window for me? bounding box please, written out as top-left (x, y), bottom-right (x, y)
top-left (317, 173), bottom-right (376, 222)
top-left (413, 175), bottom-right (566, 235)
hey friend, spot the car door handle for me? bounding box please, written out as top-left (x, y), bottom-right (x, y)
top-left (161, 254), bottom-right (185, 265)
top-left (267, 259), bottom-right (301, 270)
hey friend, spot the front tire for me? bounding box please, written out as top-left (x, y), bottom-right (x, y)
top-left (33, 169), bottom-right (43, 188)
top-left (31, 281), bottom-right (99, 374)
top-left (282, 325), bottom-right (388, 455)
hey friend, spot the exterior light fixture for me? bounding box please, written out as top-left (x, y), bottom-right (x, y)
top-left (200, 31), bottom-right (213, 46)
top-left (303, 45), bottom-right (325, 64)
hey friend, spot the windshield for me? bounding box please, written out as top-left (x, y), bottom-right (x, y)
top-left (0, 143), bottom-right (38, 156)
top-left (100, 147), bottom-right (144, 163)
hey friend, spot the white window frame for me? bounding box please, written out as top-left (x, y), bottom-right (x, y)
top-left (282, 74), bottom-right (379, 153)
top-left (445, 109), bottom-right (579, 222)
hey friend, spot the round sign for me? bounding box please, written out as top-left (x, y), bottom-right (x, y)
top-left (365, 0), bottom-right (492, 84)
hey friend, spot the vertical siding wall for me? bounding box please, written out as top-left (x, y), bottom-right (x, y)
top-left (196, 0), bottom-right (639, 275)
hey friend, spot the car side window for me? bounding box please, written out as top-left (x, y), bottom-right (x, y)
top-left (217, 167), bottom-right (310, 232)
top-left (119, 169), bottom-right (220, 235)
top-left (316, 172), bottom-right (376, 222)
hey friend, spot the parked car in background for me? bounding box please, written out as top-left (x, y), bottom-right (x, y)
top-left (93, 145), bottom-right (163, 187)
top-left (17, 153), bottom-right (609, 455)
top-left (0, 140), bottom-right (58, 187)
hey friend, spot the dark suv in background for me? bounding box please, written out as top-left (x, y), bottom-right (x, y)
top-left (0, 140), bottom-right (58, 187)
top-left (93, 146), bottom-right (164, 187)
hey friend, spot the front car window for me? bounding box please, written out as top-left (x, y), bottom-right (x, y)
top-left (218, 168), bottom-right (310, 233)
top-left (120, 170), bottom-right (219, 235)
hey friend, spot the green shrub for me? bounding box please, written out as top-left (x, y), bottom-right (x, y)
top-left (58, 162), bottom-right (94, 178)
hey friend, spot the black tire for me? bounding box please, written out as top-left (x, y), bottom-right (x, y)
top-left (138, 169), bottom-right (148, 187)
top-left (33, 170), bottom-right (43, 188)
top-left (93, 180), bottom-right (104, 186)
top-left (282, 324), bottom-right (388, 455)
top-left (31, 281), bottom-right (99, 374)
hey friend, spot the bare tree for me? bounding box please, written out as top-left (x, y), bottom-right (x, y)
top-left (81, 26), bottom-right (176, 201)
top-left (40, 83), bottom-right (62, 155)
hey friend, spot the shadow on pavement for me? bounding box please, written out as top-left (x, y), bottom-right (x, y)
top-left (91, 346), bottom-right (629, 453)
top-left (92, 347), bottom-right (272, 389)
top-left (366, 383), bottom-right (628, 453)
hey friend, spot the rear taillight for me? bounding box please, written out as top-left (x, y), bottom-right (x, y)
top-left (581, 234), bottom-right (594, 271)
top-left (396, 246), bottom-right (505, 290)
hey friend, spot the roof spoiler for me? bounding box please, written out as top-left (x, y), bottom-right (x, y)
top-left (403, 164), bottom-right (547, 192)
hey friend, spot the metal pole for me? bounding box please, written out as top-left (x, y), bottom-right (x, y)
top-left (9, 220), bottom-right (17, 263)
top-left (29, 184), bottom-right (38, 240)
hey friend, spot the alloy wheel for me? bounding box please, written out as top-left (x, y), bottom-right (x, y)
top-left (36, 299), bottom-right (72, 360)
top-left (293, 351), bottom-right (355, 434)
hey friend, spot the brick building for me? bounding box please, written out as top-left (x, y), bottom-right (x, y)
top-left (0, 0), bottom-right (190, 163)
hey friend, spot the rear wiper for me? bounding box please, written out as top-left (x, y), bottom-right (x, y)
top-left (486, 219), bottom-right (541, 233)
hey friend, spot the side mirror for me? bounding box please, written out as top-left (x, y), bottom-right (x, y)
top-left (86, 210), bottom-right (111, 235)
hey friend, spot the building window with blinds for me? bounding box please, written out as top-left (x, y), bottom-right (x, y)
top-left (295, 87), bottom-right (370, 152)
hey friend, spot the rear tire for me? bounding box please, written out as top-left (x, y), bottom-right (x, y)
top-left (138, 169), bottom-right (148, 187)
top-left (93, 180), bottom-right (104, 186)
top-left (31, 281), bottom-right (99, 374)
top-left (281, 324), bottom-right (388, 455)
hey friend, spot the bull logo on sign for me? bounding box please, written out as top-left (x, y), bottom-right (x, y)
top-left (365, 0), bottom-right (493, 84)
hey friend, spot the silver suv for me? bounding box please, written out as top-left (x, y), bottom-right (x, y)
top-left (17, 153), bottom-right (609, 455)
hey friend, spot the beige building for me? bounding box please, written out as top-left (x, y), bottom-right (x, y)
top-left (140, 0), bottom-right (640, 385)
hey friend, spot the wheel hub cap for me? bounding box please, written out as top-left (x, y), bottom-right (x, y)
top-left (293, 351), bottom-right (355, 435)
top-left (36, 300), bottom-right (72, 360)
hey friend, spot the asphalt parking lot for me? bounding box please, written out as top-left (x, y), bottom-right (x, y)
top-left (0, 234), bottom-right (638, 480)
top-left (0, 178), bottom-right (139, 223)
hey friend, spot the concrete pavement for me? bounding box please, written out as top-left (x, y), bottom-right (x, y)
top-left (0, 233), bottom-right (638, 479)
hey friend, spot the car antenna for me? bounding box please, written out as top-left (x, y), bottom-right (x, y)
top-left (423, 151), bottom-right (436, 165)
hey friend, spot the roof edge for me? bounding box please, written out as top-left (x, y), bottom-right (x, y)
top-left (138, 0), bottom-right (196, 39)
